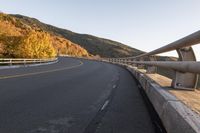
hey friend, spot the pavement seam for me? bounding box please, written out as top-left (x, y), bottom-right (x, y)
top-left (101, 100), bottom-right (110, 111)
top-left (83, 71), bottom-right (120, 133)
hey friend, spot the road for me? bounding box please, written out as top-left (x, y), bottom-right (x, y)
top-left (0, 57), bottom-right (157, 133)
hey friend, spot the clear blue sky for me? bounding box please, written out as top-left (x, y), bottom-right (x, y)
top-left (0, 0), bottom-right (200, 60)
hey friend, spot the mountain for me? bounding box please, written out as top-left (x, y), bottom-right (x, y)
top-left (0, 13), bottom-right (89, 58)
top-left (12, 14), bottom-right (144, 58)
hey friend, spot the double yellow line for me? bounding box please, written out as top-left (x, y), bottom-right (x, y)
top-left (0, 60), bottom-right (83, 80)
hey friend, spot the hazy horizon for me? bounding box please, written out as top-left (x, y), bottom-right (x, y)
top-left (0, 0), bottom-right (200, 60)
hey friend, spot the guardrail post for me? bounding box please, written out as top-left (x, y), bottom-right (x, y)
top-left (131, 59), bottom-right (137, 67)
top-left (119, 58), bottom-right (122, 64)
top-left (122, 59), bottom-right (125, 64)
top-left (23, 59), bottom-right (26, 66)
top-left (172, 47), bottom-right (198, 90)
top-left (117, 59), bottom-right (120, 63)
top-left (9, 59), bottom-right (12, 66)
top-left (127, 59), bottom-right (132, 66)
top-left (120, 59), bottom-right (122, 64)
top-left (137, 57), bottom-right (145, 69)
top-left (126, 59), bottom-right (130, 65)
top-left (123, 59), bottom-right (126, 64)
top-left (146, 56), bottom-right (157, 74)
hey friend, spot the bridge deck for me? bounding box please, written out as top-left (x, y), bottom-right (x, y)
top-left (0, 57), bottom-right (156, 133)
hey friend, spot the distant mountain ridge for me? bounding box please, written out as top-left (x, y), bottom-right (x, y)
top-left (0, 13), bottom-right (89, 58)
top-left (12, 14), bottom-right (144, 58)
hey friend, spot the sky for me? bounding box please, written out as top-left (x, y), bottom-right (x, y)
top-left (0, 0), bottom-right (200, 60)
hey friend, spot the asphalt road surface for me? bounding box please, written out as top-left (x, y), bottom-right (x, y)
top-left (0, 57), bottom-right (157, 133)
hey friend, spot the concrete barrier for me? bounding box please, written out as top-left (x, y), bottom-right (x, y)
top-left (126, 65), bottom-right (200, 133)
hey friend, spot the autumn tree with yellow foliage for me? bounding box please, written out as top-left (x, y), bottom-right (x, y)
top-left (17, 30), bottom-right (56, 58)
top-left (0, 30), bottom-right (56, 58)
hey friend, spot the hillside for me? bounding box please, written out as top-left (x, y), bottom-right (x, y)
top-left (12, 14), bottom-right (144, 58)
top-left (0, 13), bottom-right (89, 58)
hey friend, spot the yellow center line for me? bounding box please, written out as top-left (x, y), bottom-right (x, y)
top-left (0, 60), bottom-right (83, 80)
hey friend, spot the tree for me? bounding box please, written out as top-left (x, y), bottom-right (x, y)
top-left (0, 34), bottom-right (21, 57)
top-left (17, 30), bottom-right (56, 58)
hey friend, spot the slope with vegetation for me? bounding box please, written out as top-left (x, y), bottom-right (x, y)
top-left (12, 14), bottom-right (144, 58)
top-left (0, 13), bottom-right (89, 58)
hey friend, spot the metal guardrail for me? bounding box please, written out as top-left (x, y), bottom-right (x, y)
top-left (0, 58), bottom-right (58, 66)
top-left (106, 30), bottom-right (200, 90)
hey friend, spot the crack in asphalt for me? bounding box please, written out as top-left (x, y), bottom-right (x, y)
top-left (83, 72), bottom-right (120, 133)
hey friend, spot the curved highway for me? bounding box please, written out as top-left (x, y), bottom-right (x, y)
top-left (0, 57), bottom-right (156, 133)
